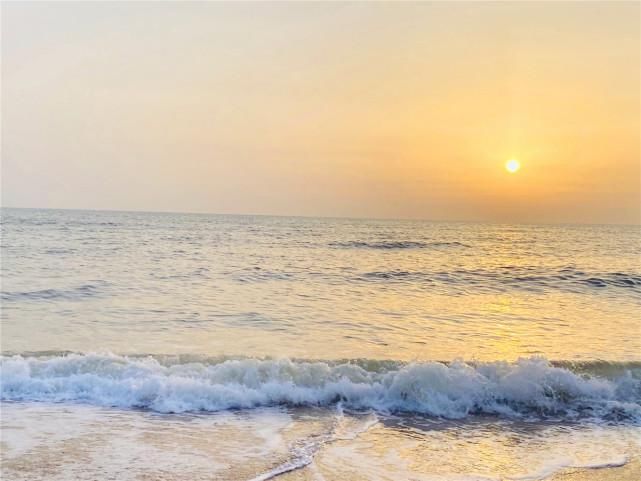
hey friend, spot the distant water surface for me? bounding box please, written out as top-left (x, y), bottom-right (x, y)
top-left (2, 208), bottom-right (640, 360)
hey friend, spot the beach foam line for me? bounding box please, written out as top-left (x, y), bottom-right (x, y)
top-left (506, 455), bottom-right (630, 481)
top-left (1, 353), bottom-right (639, 420)
top-left (248, 405), bottom-right (378, 481)
top-left (247, 428), bottom-right (332, 481)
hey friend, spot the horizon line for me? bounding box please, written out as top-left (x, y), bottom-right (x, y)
top-left (2, 205), bottom-right (639, 228)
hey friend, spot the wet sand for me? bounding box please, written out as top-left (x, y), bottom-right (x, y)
top-left (3, 402), bottom-right (639, 481)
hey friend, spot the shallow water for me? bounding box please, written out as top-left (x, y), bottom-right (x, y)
top-left (1, 208), bottom-right (640, 480)
top-left (2, 403), bottom-right (639, 481)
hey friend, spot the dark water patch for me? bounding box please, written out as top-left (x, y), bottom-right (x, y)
top-left (1, 282), bottom-right (107, 302)
top-left (361, 271), bottom-right (432, 283)
top-left (151, 267), bottom-right (211, 281)
top-left (356, 266), bottom-right (641, 296)
top-left (231, 267), bottom-right (300, 283)
top-left (43, 247), bottom-right (77, 255)
top-left (12, 217), bottom-right (121, 228)
top-left (329, 240), bottom-right (469, 250)
top-left (8, 217), bottom-right (59, 226)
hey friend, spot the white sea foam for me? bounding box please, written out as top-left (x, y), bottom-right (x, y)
top-left (248, 404), bottom-right (380, 481)
top-left (1, 353), bottom-right (639, 420)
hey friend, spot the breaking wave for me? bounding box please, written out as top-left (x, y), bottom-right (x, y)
top-left (1, 354), bottom-right (639, 421)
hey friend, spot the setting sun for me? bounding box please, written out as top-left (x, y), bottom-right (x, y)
top-left (505, 159), bottom-right (521, 173)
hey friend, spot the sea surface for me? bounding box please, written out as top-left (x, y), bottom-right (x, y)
top-left (1, 207), bottom-right (640, 480)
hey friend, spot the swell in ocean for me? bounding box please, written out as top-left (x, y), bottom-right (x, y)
top-left (2, 353), bottom-right (639, 422)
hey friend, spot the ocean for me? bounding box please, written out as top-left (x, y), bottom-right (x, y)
top-left (1, 207), bottom-right (640, 480)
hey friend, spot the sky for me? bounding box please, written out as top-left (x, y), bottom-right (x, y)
top-left (2, 1), bottom-right (639, 224)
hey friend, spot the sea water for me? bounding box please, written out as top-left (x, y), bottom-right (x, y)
top-left (1, 208), bottom-right (640, 480)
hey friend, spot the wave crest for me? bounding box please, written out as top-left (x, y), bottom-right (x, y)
top-left (1, 354), bottom-right (639, 420)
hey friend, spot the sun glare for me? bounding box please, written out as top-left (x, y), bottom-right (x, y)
top-left (505, 159), bottom-right (520, 173)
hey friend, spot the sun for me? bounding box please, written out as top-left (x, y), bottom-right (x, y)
top-left (505, 159), bottom-right (520, 173)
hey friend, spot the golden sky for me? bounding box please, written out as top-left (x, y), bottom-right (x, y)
top-left (3, 2), bottom-right (639, 224)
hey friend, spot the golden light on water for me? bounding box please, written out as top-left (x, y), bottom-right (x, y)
top-left (505, 159), bottom-right (521, 173)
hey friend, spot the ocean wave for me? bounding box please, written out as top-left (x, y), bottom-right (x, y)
top-left (328, 241), bottom-right (469, 250)
top-left (1, 282), bottom-right (106, 302)
top-left (1, 354), bottom-right (639, 421)
top-left (356, 266), bottom-right (641, 294)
